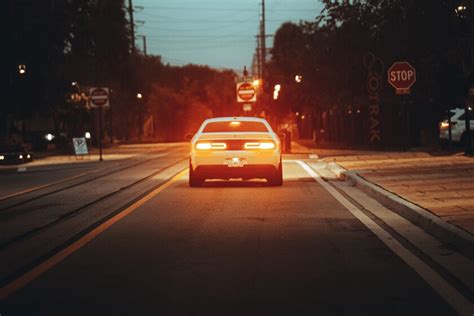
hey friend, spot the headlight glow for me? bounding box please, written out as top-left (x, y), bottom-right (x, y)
top-left (0, 155), bottom-right (4, 160)
top-left (19, 155), bottom-right (23, 159)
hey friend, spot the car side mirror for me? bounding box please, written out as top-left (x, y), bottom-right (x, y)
top-left (184, 133), bottom-right (194, 141)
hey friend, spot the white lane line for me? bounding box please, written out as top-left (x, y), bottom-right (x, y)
top-left (295, 160), bottom-right (473, 316)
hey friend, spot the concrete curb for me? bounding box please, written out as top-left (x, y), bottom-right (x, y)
top-left (341, 170), bottom-right (474, 251)
top-left (326, 162), bottom-right (347, 180)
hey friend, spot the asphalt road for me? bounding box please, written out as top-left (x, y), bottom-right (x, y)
top-left (0, 145), bottom-right (465, 315)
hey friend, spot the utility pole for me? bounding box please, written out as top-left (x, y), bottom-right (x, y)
top-left (137, 35), bottom-right (147, 56)
top-left (142, 35), bottom-right (147, 56)
top-left (255, 35), bottom-right (261, 79)
top-left (260, 0), bottom-right (266, 80)
top-left (128, 0), bottom-right (136, 54)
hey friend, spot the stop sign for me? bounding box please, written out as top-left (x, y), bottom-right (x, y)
top-left (388, 62), bottom-right (416, 94)
top-left (90, 87), bottom-right (109, 107)
top-left (237, 82), bottom-right (256, 103)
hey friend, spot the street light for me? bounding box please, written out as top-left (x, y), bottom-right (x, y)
top-left (295, 75), bottom-right (303, 83)
top-left (455, 4), bottom-right (468, 18)
top-left (137, 93), bottom-right (143, 99)
top-left (18, 64), bottom-right (26, 75)
top-left (273, 84), bottom-right (281, 100)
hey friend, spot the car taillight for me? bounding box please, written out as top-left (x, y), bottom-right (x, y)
top-left (440, 122), bottom-right (456, 129)
top-left (195, 142), bottom-right (227, 150)
top-left (244, 141), bottom-right (276, 150)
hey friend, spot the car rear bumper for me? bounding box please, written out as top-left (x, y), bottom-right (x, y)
top-left (191, 150), bottom-right (280, 169)
top-left (193, 164), bottom-right (278, 180)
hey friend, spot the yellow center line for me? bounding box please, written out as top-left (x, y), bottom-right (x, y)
top-left (0, 166), bottom-right (112, 202)
top-left (0, 168), bottom-right (187, 300)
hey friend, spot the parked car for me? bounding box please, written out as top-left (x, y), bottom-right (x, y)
top-left (0, 144), bottom-right (33, 165)
top-left (439, 108), bottom-right (474, 144)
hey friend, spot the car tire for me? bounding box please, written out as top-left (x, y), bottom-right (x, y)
top-left (189, 161), bottom-right (204, 187)
top-left (267, 162), bottom-right (283, 186)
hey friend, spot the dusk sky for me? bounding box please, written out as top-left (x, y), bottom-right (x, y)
top-left (133, 0), bottom-right (323, 71)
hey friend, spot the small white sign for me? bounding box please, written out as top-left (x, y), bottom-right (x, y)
top-left (234, 76), bottom-right (254, 83)
top-left (73, 137), bottom-right (89, 155)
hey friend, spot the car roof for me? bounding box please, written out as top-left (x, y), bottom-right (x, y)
top-left (203, 116), bottom-right (268, 123)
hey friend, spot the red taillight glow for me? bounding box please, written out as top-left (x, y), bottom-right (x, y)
top-left (195, 142), bottom-right (227, 150)
top-left (244, 141), bottom-right (276, 150)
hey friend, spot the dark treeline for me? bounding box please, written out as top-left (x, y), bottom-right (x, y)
top-left (267, 0), bottom-right (473, 148)
top-left (6, 0), bottom-right (236, 149)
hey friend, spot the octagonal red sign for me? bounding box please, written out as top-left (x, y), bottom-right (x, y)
top-left (388, 62), bottom-right (416, 94)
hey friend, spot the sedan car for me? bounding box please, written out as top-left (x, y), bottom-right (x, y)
top-left (0, 144), bottom-right (33, 165)
top-left (189, 117), bottom-right (283, 187)
top-left (439, 108), bottom-right (473, 145)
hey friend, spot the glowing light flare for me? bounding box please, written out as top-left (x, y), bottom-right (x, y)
top-left (85, 132), bottom-right (91, 139)
top-left (440, 122), bottom-right (450, 129)
top-left (229, 121), bottom-right (241, 127)
top-left (0, 155), bottom-right (4, 160)
top-left (45, 133), bottom-right (55, 142)
top-left (18, 64), bottom-right (26, 75)
top-left (274, 84), bottom-right (281, 92)
top-left (295, 75), bottom-right (303, 83)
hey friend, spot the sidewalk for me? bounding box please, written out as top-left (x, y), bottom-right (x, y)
top-left (293, 140), bottom-right (474, 238)
top-left (0, 143), bottom-right (184, 172)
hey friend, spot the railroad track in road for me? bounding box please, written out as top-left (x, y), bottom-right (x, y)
top-left (0, 152), bottom-right (188, 287)
top-left (0, 159), bottom-right (187, 250)
top-left (0, 150), bottom-right (188, 251)
top-left (0, 146), bottom-right (181, 211)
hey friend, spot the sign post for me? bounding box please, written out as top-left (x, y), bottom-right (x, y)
top-left (388, 62), bottom-right (416, 150)
top-left (89, 87), bottom-right (110, 161)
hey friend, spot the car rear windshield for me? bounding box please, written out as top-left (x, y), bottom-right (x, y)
top-left (202, 121), bottom-right (269, 133)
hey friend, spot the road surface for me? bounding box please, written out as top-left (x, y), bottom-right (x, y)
top-left (0, 143), bottom-right (470, 315)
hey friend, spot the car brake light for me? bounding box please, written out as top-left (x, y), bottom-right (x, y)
top-left (244, 141), bottom-right (276, 150)
top-left (440, 121), bottom-right (456, 129)
top-left (195, 142), bottom-right (227, 150)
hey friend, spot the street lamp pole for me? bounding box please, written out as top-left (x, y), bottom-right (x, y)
top-left (455, 3), bottom-right (473, 154)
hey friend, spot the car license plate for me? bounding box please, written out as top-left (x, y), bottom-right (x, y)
top-left (226, 158), bottom-right (244, 168)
